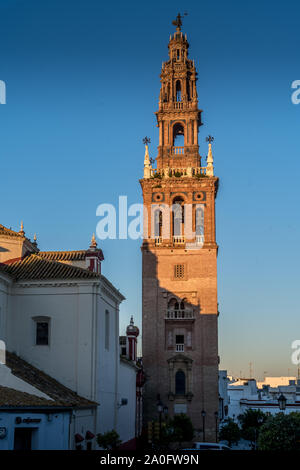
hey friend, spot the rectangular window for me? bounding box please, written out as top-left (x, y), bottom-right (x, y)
top-left (36, 322), bottom-right (49, 346)
top-left (174, 264), bottom-right (185, 279)
top-left (105, 310), bottom-right (110, 350)
top-left (176, 334), bottom-right (184, 352)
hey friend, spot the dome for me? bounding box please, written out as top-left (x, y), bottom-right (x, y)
top-left (126, 316), bottom-right (139, 337)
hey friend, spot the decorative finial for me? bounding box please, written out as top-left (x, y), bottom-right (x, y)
top-left (206, 136), bottom-right (214, 176)
top-left (90, 233), bottom-right (97, 248)
top-left (19, 221), bottom-right (25, 236)
top-left (143, 138), bottom-right (153, 179)
top-left (130, 316), bottom-right (134, 326)
top-left (172, 12), bottom-right (188, 32)
top-left (32, 233), bottom-right (38, 249)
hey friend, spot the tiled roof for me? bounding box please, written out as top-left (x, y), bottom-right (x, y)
top-left (0, 352), bottom-right (97, 409)
top-left (39, 250), bottom-right (88, 261)
top-left (0, 254), bottom-right (100, 281)
top-left (0, 224), bottom-right (23, 239)
top-left (39, 249), bottom-right (104, 262)
top-left (0, 386), bottom-right (54, 407)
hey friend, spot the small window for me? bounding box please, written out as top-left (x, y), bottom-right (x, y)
top-left (36, 322), bottom-right (49, 346)
top-left (105, 310), bottom-right (110, 350)
top-left (174, 264), bottom-right (185, 279)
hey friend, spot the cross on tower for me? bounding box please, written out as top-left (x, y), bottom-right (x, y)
top-left (206, 135), bottom-right (214, 144)
top-left (143, 137), bottom-right (151, 145)
top-left (172, 12), bottom-right (188, 31)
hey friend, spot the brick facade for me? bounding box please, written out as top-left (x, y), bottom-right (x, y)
top-left (140, 17), bottom-right (220, 442)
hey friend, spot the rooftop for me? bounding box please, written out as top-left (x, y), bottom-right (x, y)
top-left (0, 352), bottom-right (97, 409)
top-left (0, 254), bottom-right (100, 281)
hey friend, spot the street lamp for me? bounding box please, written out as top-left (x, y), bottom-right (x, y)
top-left (214, 411), bottom-right (219, 442)
top-left (278, 393), bottom-right (287, 412)
top-left (201, 410), bottom-right (206, 442)
top-left (157, 398), bottom-right (168, 440)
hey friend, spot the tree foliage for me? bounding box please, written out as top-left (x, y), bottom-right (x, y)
top-left (166, 414), bottom-right (194, 445)
top-left (238, 409), bottom-right (267, 444)
top-left (219, 418), bottom-right (241, 447)
top-left (96, 430), bottom-right (121, 450)
top-left (258, 412), bottom-right (300, 451)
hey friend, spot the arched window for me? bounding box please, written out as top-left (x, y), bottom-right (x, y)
top-left (175, 370), bottom-right (186, 395)
top-left (168, 298), bottom-right (179, 310)
top-left (173, 123), bottom-right (184, 147)
top-left (195, 206), bottom-right (204, 245)
top-left (176, 80), bottom-right (181, 102)
top-left (172, 197), bottom-right (184, 237)
top-left (154, 209), bottom-right (163, 237)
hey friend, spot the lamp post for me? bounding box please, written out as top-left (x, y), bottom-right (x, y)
top-left (214, 411), bottom-right (219, 442)
top-left (278, 393), bottom-right (287, 414)
top-left (201, 410), bottom-right (206, 442)
top-left (157, 398), bottom-right (163, 439)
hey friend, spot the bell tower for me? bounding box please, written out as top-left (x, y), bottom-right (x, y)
top-left (140, 15), bottom-right (219, 442)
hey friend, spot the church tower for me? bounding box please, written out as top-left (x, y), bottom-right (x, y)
top-left (140, 15), bottom-right (219, 442)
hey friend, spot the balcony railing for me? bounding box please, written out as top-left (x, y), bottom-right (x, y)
top-left (166, 310), bottom-right (194, 320)
top-left (154, 236), bottom-right (162, 245)
top-left (173, 236), bottom-right (185, 244)
top-left (196, 235), bottom-right (204, 245)
top-left (176, 344), bottom-right (184, 352)
top-left (172, 146), bottom-right (184, 155)
top-left (150, 167), bottom-right (207, 178)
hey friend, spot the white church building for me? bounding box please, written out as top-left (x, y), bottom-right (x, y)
top-left (0, 223), bottom-right (140, 450)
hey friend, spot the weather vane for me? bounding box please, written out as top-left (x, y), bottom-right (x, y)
top-left (206, 135), bottom-right (214, 144)
top-left (143, 137), bottom-right (151, 145)
top-left (172, 12), bottom-right (188, 31)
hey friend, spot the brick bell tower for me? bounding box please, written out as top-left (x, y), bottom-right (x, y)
top-left (140, 14), bottom-right (219, 442)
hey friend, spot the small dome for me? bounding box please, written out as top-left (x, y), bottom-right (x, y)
top-left (126, 316), bottom-right (139, 337)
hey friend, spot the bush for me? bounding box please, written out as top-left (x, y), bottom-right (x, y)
top-left (96, 430), bottom-right (121, 450)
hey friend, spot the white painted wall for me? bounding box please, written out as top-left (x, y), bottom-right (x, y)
top-left (117, 360), bottom-right (137, 444)
top-left (0, 411), bottom-right (70, 450)
top-left (0, 271), bottom-right (136, 445)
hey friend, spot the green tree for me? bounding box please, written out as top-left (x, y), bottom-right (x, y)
top-left (219, 418), bottom-right (241, 447)
top-left (258, 412), bottom-right (300, 451)
top-left (165, 414), bottom-right (194, 447)
top-left (238, 409), bottom-right (267, 448)
top-left (96, 430), bottom-right (121, 450)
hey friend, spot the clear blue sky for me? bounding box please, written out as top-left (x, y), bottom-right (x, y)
top-left (1, 0), bottom-right (300, 379)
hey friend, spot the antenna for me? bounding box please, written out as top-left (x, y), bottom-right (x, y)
top-left (249, 362), bottom-right (253, 379)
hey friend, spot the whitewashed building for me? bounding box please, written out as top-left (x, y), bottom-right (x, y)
top-left (227, 377), bottom-right (300, 419)
top-left (0, 223), bottom-right (139, 449)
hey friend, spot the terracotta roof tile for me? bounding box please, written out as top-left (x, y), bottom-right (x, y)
top-left (0, 224), bottom-right (23, 239)
top-left (39, 250), bottom-right (88, 261)
top-left (0, 254), bottom-right (100, 281)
